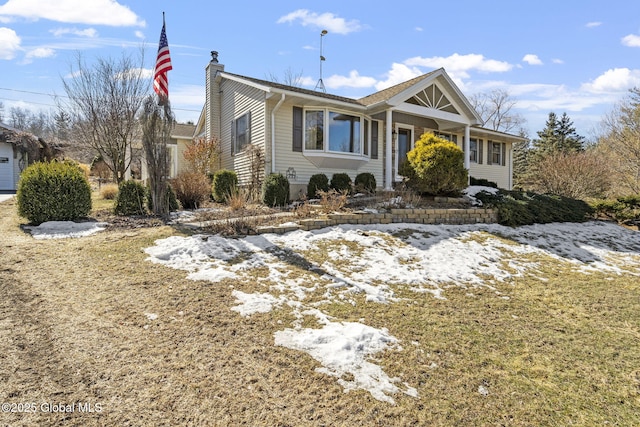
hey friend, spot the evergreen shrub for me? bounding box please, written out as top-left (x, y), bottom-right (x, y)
top-left (212, 170), bottom-right (238, 203)
top-left (401, 132), bottom-right (468, 196)
top-left (307, 173), bottom-right (329, 198)
top-left (330, 173), bottom-right (352, 193)
top-left (114, 180), bottom-right (147, 216)
top-left (17, 161), bottom-right (92, 225)
top-left (262, 173), bottom-right (290, 207)
top-left (355, 172), bottom-right (376, 194)
top-left (474, 189), bottom-right (593, 226)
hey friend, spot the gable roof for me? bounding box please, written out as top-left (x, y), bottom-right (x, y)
top-left (171, 123), bottom-right (196, 139)
top-left (357, 70), bottom-right (440, 106)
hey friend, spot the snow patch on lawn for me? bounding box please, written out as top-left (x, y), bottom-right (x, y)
top-left (24, 221), bottom-right (108, 239)
top-left (144, 221), bottom-right (639, 403)
top-left (275, 321), bottom-right (417, 404)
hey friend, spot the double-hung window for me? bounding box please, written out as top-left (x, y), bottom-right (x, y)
top-left (491, 142), bottom-right (502, 165)
top-left (232, 112), bottom-right (251, 154)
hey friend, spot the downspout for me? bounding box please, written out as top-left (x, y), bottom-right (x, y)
top-left (271, 93), bottom-right (286, 173)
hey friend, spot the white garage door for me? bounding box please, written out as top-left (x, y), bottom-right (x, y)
top-left (0, 143), bottom-right (15, 191)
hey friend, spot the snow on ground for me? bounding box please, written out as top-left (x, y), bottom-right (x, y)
top-left (144, 221), bottom-right (639, 403)
top-left (24, 221), bottom-right (108, 239)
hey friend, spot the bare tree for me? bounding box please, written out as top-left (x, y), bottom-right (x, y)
top-left (470, 89), bottom-right (526, 134)
top-left (266, 67), bottom-right (304, 87)
top-left (140, 95), bottom-right (174, 216)
top-left (60, 51), bottom-right (148, 183)
top-left (598, 88), bottom-right (640, 195)
top-left (0, 101), bottom-right (4, 123)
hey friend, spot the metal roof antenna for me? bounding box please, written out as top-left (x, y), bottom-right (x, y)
top-left (314, 30), bottom-right (328, 93)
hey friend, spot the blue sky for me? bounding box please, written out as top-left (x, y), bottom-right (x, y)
top-left (2, 0), bottom-right (640, 140)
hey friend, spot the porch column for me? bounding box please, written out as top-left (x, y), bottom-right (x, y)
top-left (464, 125), bottom-right (470, 171)
top-left (385, 109), bottom-right (393, 190)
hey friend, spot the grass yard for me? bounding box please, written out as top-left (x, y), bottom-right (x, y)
top-left (0, 195), bottom-right (639, 426)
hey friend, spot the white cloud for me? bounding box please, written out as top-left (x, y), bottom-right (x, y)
top-left (552, 58), bottom-right (564, 64)
top-left (0, 0), bottom-right (145, 27)
top-left (25, 47), bottom-right (55, 58)
top-left (415, 26), bottom-right (423, 32)
top-left (522, 54), bottom-right (543, 65)
top-left (586, 21), bottom-right (602, 28)
top-left (51, 27), bottom-right (98, 37)
top-left (375, 63), bottom-right (423, 91)
top-left (621, 34), bottom-right (640, 47)
top-left (580, 67), bottom-right (640, 93)
top-left (135, 30), bottom-right (144, 39)
top-left (0, 27), bottom-right (20, 59)
top-left (403, 53), bottom-right (513, 81)
top-left (325, 70), bottom-right (377, 89)
top-left (277, 9), bottom-right (362, 35)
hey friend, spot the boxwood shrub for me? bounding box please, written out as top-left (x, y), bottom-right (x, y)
top-left (114, 180), bottom-right (147, 216)
top-left (307, 173), bottom-right (329, 198)
top-left (355, 172), bottom-right (376, 194)
top-left (262, 173), bottom-right (289, 207)
top-left (330, 173), bottom-right (352, 194)
top-left (17, 161), bottom-right (92, 225)
top-left (212, 169), bottom-right (238, 203)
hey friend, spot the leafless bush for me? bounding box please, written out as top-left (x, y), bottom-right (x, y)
top-left (317, 189), bottom-right (348, 213)
top-left (172, 172), bottom-right (211, 209)
top-left (526, 151), bottom-right (611, 199)
top-left (100, 183), bottom-right (119, 200)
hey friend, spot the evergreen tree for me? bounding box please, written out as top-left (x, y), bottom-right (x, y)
top-left (512, 139), bottom-right (530, 189)
top-left (532, 112), bottom-right (560, 155)
top-left (557, 112), bottom-right (584, 152)
top-left (532, 112), bottom-right (584, 156)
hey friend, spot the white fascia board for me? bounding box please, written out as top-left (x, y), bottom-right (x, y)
top-left (396, 102), bottom-right (473, 126)
top-left (271, 88), bottom-right (367, 111)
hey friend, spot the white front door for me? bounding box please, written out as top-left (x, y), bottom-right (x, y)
top-left (0, 143), bottom-right (14, 191)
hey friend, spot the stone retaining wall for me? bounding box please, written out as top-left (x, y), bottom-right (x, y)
top-left (256, 208), bottom-right (498, 234)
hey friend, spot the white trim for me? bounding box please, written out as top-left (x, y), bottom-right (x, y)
top-left (385, 109), bottom-right (393, 190)
top-left (271, 93), bottom-right (285, 173)
top-left (464, 125), bottom-right (470, 170)
top-left (396, 102), bottom-right (472, 125)
top-left (394, 122), bottom-right (414, 182)
top-left (302, 107), bottom-right (368, 157)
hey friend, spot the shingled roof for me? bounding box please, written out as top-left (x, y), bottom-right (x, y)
top-left (222, 72), bottom-right (364, 106)
top-left (357, 69), bottom-right (441, 106)
top-left (171, 123), bottom-right (196, 139)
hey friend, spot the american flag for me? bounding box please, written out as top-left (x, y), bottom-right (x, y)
top-left (153, 17), bottom-right (172, 103)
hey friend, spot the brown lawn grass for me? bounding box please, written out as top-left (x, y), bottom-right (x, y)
top-left (0, 195), bottom-right (639, 426)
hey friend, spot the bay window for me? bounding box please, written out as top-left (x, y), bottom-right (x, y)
top-left (303, 108), bottom-right (367, 156)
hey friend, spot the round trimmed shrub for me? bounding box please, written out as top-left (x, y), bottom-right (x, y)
top-left (307, 173), bottom-right (329, 198)
top-left (330, 173), bottom-right (352, 194)
top-left (262, 173), bottom-right (290, 207)
top-left (114, 180), bottom-right (147, 216)
top-left (402, 132), bottom-right (468, 196)
top-left (212, 169), bottom-right (238, 203)
top-left (17, 161), bottom-right (92, 225)
top-left (355, 172), bottom-right (376, 194)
